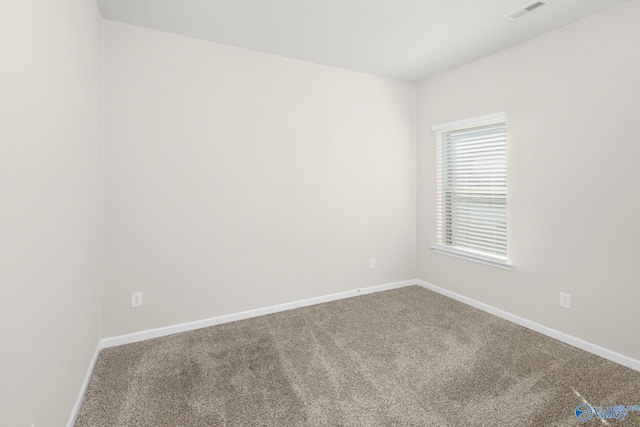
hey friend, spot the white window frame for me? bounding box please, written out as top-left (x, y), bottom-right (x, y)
top-left (431, 112), bottom-right (513, 270)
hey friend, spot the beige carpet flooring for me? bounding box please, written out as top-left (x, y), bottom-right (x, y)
top-left (75, 286), bottom-right (640, 426)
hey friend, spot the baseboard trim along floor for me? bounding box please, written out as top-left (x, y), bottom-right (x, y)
top-left (67, 342), bottom-right (102, 427)
top-left (69, 278), bottom-right (640, 425)
top-left (416, 280), bottom-right (640, 373)
top-left (100, 279), bottom-right (416, 349)
top-left (100, 279), bottom-right (640, 369)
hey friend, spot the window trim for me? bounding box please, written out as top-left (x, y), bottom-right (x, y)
top-left (431, 112), bottom-right (513, 270)
top-left (431, 244), bottom-right (514, 270)
top-left (431, 112), bottom-right (508, 133)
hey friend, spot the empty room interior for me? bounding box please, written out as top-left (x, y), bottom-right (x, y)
top-left (3, 0), bottom-right (640, 425)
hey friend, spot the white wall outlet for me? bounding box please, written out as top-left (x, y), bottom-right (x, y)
top-left (131, 292), bottom-right (143, 308)
top-left (370, 258), bottom-right (376, 269)
top-left (559, 292), bottom-right (571, 309)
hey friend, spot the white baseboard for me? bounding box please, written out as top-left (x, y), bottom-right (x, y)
top-left (101, 279), bottom-right (418, 348)
top-left (416, 280), bottom-right (640, 373)
top-left (66, 340), bottom-right (102, 427)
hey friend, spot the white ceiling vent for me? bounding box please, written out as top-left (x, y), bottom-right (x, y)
top-left (503, 0), bottom-right (552, 22)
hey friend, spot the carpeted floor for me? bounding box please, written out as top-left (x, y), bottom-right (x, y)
top-left (75, 286), bottom-right (640, 426)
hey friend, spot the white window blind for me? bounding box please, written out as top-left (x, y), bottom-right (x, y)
top-left (432, 112), bottom-right (512, 269)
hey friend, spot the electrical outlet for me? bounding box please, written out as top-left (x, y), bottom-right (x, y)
top-left (131, 292), bottom-right (143, 308)
top-left (370, 258), bottom-right (376, 269)
top-left (559, 292), bottom-right (571, 309)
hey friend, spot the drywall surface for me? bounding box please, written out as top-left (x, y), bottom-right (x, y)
top-left (0, 1), bottom-right (103, 426)
top-left (417, 0), bottom-right (640, 360)
top-left (102, 21), bottom-right (416, 337)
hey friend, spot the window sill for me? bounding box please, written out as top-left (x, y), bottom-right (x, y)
top-left (431, 244), bottom-right (514, 270)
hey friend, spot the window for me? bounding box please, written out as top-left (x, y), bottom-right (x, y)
top-left (431, 112), bottom-right (512, 270)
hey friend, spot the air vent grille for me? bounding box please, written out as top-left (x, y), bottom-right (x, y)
top-left (503, 0), bottom-right (551, 22)
top-left (524, 1), bottom-right (546, 12)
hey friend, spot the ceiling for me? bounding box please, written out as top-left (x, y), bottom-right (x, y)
top-left (96, 0), bottom-right (630, 83)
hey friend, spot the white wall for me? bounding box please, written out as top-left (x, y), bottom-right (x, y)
top-left (0, 1), bottom-right (103, 426)
top-left (418, 0), bottom-right (640, 360)
top-left (102, 21), bottom-right (417, 337)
